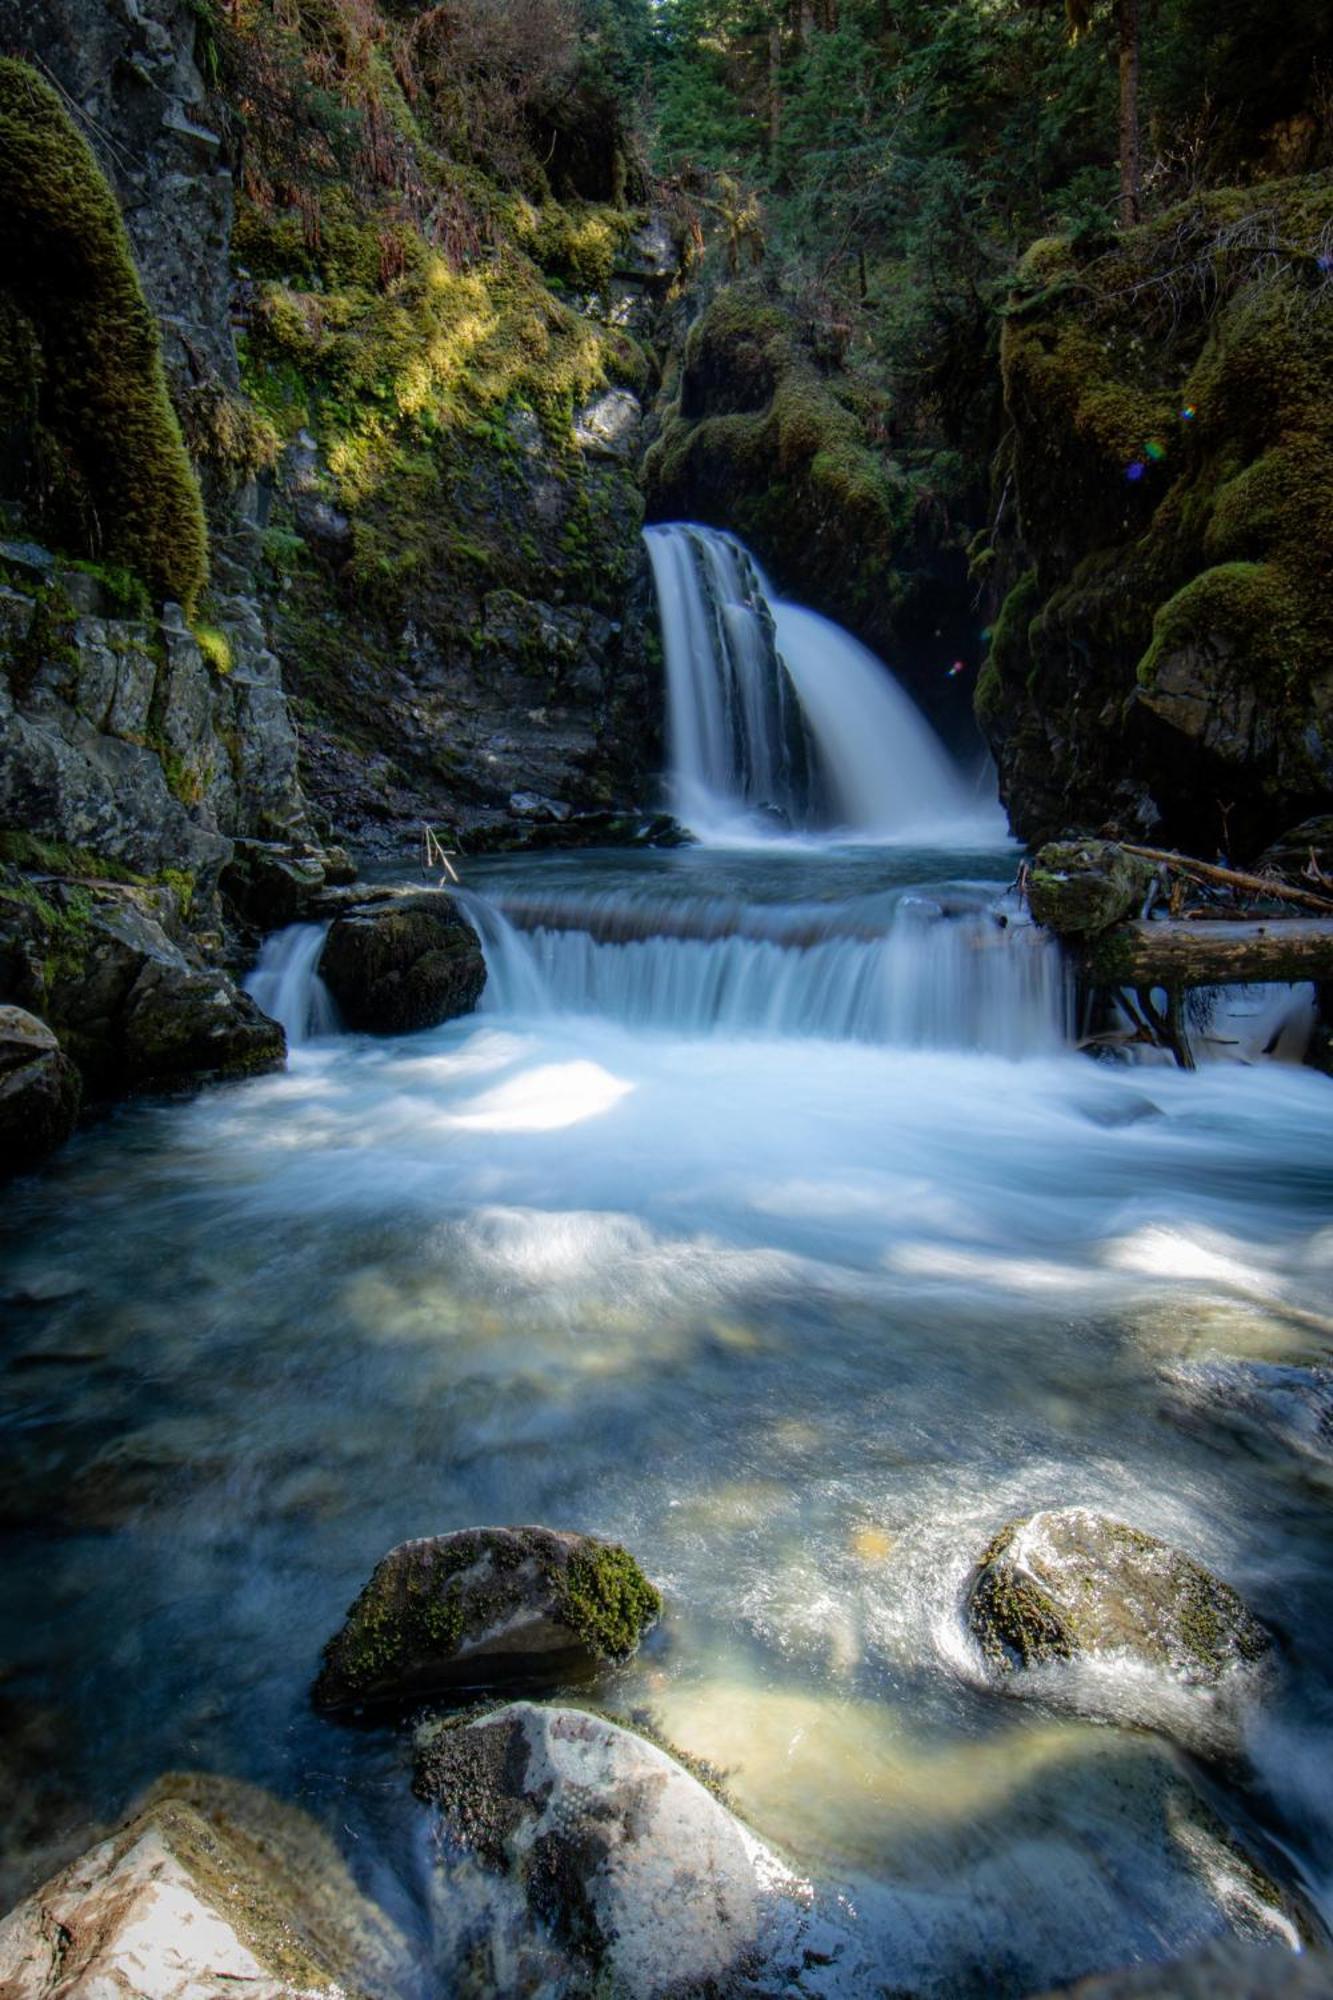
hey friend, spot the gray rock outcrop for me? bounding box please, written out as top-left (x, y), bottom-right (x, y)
top-left (0, 1006), bottom-right (80, 1175)
top-left (314, 1526), bottom-right (662, 1710)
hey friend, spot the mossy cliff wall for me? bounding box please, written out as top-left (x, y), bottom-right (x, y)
top-left (643, 279), bottom-right (983, 746)
top-left (978, 178), bottom-right (1333, 861)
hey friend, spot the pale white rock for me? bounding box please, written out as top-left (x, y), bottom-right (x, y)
top-left (0, 1774), bottom-right (408, 2000)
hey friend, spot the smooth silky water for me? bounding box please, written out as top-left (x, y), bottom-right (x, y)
top-left (3, 531), bottom-right (1332, 1995)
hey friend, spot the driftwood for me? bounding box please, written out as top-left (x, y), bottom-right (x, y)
top-left (1120, 843), bottom-right (1333, 916)
top-left (1086, 918), bottom-right (1333, 988)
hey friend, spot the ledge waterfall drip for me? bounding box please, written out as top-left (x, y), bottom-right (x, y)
top-left (644, 522), bottom-right (1003, 844)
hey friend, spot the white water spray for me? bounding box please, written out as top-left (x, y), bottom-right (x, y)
top-left (245, 923), bottom-right (339, 1045)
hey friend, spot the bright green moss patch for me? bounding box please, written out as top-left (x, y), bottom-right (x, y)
top-left (0, 60), bottom-right (208, 610)
top-left (553, 1543), bottom-right (662, 1661)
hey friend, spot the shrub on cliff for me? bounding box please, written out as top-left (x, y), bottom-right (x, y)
top-left (0, 60), bottom-right (208, 611)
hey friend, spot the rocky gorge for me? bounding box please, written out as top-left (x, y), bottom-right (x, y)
top-left (3, 0), bottom-right (1333, 1992)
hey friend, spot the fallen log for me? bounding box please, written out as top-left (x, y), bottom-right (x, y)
top-left (1085, 918), bottom-right (1333, 988)
top-left (1119, 844), bottom-right (1333, 916)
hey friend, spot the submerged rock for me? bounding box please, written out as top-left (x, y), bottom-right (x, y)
top-left (969, 1508), bottom-right (1271, 1690)
top-left (1037, 1937), bottom-right (1333, 1997)
top-left (313, 1526), bottom-right (662, 1710)
top-left (0, 1770), bottom-right (409, 1998)
top-left (416, 1702), bottom-right (803, 1998)
top-left (1164, 1360), bottom-right (1333, 1469)
top-left (1026, 841), bottom-right (1157, 937)
top-left (318, 893), bottom-right (485, 1034)
top-left (0, 1006), bottom-right (80, 1175)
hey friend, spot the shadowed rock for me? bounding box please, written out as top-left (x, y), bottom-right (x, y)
top-left (313, 1526), bottom-right (661, 1711)
top-left (318, 893), bottom-right (485, 1034)
top-left (0, 1006), bottom-right (80, 1175)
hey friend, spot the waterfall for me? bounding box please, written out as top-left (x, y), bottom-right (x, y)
top-left (245, 923), bottom-right (339, 1046)
top-left (473, 892), bottom-right (1071, 1057)
top-left (644, 522), bottom-right (1003, 844)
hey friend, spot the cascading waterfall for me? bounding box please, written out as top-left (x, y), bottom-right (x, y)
top-left (467, 890), bottom-right (1072, 1056)
top-left (644, 521), bottom-right (1002, 843)
top-left (245, 922), bottom-right (339, 1045)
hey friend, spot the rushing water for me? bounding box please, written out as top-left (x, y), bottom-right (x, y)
top-left (2, 538), bottom-right (1332, 1995)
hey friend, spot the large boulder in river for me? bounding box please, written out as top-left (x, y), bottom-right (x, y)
top-left (0, 1770), bottom-right (409, 1998)
top-left (415, 1702), bottom-right (803, 1998)
top-left (318, 893), bottom-right (485, 1034)
top-left (1027, 840), bottom-right (1156, 936)
top-left (969, 1509), bottom-right (1271, 1694)
top-left (0, 1006), bottom-right (80, 1175)
top-left (313, 1526), bottom-right (661, 1711)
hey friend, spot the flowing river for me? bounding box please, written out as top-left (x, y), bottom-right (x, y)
top-left (2, 527), bottom-right (1331, 1995)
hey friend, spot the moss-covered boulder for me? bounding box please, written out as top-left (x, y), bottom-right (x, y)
top-left (0, 1771), bottom-right (409, 1998)
top-left (0, 882), bottom-right (285, 1097)
top-left (313, 1526), bottom-right (662, 1711)
top-left (982, 182), bottom-right (1333, 859)
top-left (415, 1703), bottom-right (803, 1998)
top-left (969, 1509), bottom-right (1272, 1694)
top-left (0, 1005), bottom-right (80, 1176)
top-left (0, 60), bottom-right (208, 610)
top-left (318, 894), bottom-right (486, 1034)
top-left (1027, 840), bottom-right (1157, 936)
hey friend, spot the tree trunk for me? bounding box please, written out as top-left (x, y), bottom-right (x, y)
top-left (768, 15), bottom-right (782, 158)
top-left (1117, 0), bottom-right (1141, 225)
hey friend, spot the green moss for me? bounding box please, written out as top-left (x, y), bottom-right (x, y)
top-left (1137, 559), bottom-right (1297, 689)
top-left (191, 621), bottom-right (234, 676)
top-left (552, 1543), bottom-right (661, 1661)
top-left (0, 831), bottom-right (141, 882)
top-left (158, 866), bottom-right (197, 918)
top-left (0, 60), bottom-right (208, 610)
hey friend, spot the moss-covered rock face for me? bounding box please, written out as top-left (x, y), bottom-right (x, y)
top-left (983, 182), bottom-right (1333, 859)
top-left (644, 280), bottom-right (979, 743)
top-left (0, 60), bottom-right (208, 610)
top-left (969, 1508), bottom-right (1272, 1706)
top-left (314, 1526), bottom-right (662, 1710)
top-left (1027, 839), bottom-right (1157, 936)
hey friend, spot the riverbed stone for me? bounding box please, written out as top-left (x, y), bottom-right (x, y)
top-left (1035, 1937), bottom-right (1333, 1997)
top-left (318, 893), bottom-right (486, 1034)
top-left (0, 1006), bottom-right (81, 1175)
top-left (313, 1526), bottom-right (662, 1710)
top-left (1027, 840), bottom-right (1157, 936)
top-left (969, 1509), bottom-right (1272, 1686)
top-left (0, 1770), bottom-right (409, 1999)
top-left (415, 1702), bottom-right (801, 1998)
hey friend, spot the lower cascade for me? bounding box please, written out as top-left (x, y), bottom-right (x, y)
top-left (466, 887), bottom-right (1071, 1056)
